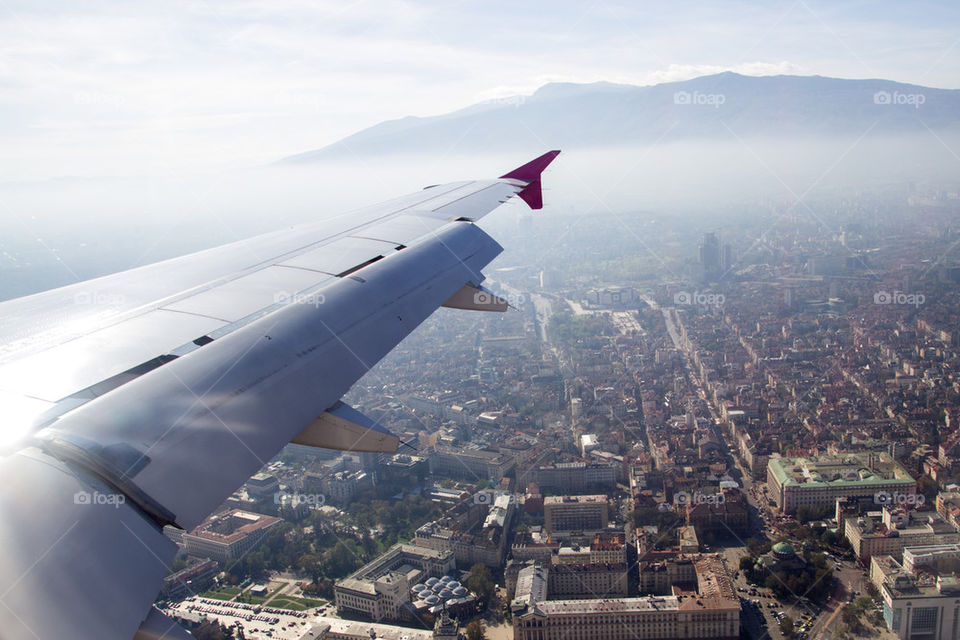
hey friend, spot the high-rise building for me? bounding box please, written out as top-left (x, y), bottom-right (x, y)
top-left (721, 242), bottom-right (733, 274)
top-left (543, 495), bottom-right (609, 535)
top-left (698, 232), bottom-right (721, 280)
top-left (537, 462), bottom-right (616, 494)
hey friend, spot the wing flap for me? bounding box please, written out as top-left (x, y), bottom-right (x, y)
top-left (291, 401), bottom-right (399, 452)
top-left (278, 236), bottom-right (399, 274)
top-left (161, 265), bottom-right (330, 322)
top-left (351, 213), bottom-right (454, 244)
top-left (442, 282), bottom-right (509, 312)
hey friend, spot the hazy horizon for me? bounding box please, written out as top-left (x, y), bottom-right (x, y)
top-left (2, 129), bottom-right (958, 300)
top-left (2, 0), bottom-right (960, 181)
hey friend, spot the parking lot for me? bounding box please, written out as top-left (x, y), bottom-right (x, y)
top-left (728, 560), bottom-right (820, 640)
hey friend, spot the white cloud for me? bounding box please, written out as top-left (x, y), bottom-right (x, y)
top-left (642, 62), bottom-right (810, 85)
top-left (0, 1), bottom-right (957, 180)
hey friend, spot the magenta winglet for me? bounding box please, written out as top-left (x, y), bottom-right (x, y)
top-left (500, 150), bottom-right (562, 182)
top-left (499, 150), bottom-right (561, 210)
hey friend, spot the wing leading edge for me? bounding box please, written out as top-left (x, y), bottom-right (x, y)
top-left (0, 152), bottom-right (558, 449)
top-left (0, 150), bottom-right (560, 639)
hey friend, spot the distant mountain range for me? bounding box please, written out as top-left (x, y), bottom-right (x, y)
top-left (281, 72), bottom-right (960, 163)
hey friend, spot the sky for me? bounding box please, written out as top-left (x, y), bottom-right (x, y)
top-left (1, 0), bottom-right (959, 181)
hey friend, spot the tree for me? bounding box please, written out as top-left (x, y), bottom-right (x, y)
top-left (765, 574), bottom-right (781, 592)
top-left (841, 604), bottom-right (863, 633)
top-left (821, 528), bottom-right (840, 547)
top-left (779, 615), bottom-right (795, 638)
top-left (747, 538), bottom-right (770, 557)
top-left (192, 620), bottom-right (232, 640)
top-left (796, 504), bottom-right (831, 524)
top-left (361, 531), bottom-right (378, 557)
top-left (297, 554), bottom-right (322, 581)
top-left (467, 563), bottom-right (495, 608)
top-left (917, 474), bottom-right (938, 504)
top-left (739, 556), bottom-right (754, 572)
top-left (465, 619), bottom-right (487, 640)
top-left (324, 540), bottom-right (362, 578)
top-left (243, 552), bottom-right (267, 581)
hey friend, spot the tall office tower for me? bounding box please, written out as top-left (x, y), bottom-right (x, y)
top-left (721, 242), bottom-right (733, 274)
top-left (698, 232), bottom-right (721, 280)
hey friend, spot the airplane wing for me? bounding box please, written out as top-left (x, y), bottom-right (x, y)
top-left (0, 150), bottom-right (560, 639)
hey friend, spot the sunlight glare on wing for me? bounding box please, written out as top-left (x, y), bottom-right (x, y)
top-left (0, 390), bottom-right (51, 450)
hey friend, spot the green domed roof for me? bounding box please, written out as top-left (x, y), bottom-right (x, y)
top-left (772, 541), bottom-right (795, 556)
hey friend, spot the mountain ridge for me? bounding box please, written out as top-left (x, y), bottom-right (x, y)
top-left (281, 72), bottom-right (960, 163)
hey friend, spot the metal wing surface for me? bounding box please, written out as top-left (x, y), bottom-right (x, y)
top-left (0, 150), bottom-right (560, 639)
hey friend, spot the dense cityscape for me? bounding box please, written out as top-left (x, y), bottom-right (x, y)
top-left (4, 2), bottom-right (960, 639)
top-left (146, 180), bottom-right (960, 640)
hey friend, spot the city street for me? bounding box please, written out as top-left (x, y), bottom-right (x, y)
top-left (659, 300), bottom-right (846, 640)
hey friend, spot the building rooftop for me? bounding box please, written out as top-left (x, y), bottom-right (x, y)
top-left (482, 493), bottom-right (513, 529)
top-left (344, 542), bottom-right (452, 583)
top-left (433, 445), bottom-right (510, 462)
top-left (512, 564), bottom-right (549, 613)
top-left (849, 508), bottom-right (958, 539)
top-left (904, 543), bottom-right (960, 570)
top-left (873, 553), bottom-right (960, 600)
top-left (529, 593), bottom-right (739, 616)
top-left (322, 618), bottom-right (433, 640)
top-left (533, 596), bottom-right (681, 615)
top-left (693, 556), bottom-right (737, 601)
top-left (592, 532), bottom-right (625, 550)
top-left (188, 510), bottom-right (281, 545)
top-left (768, 452), bottom-right (914, 488)
top-left (543, 494), bottom-right (607, 505)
